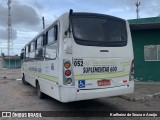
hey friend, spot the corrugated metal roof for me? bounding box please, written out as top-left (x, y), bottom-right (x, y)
top-left (128, 17), bottom-right (160, 25)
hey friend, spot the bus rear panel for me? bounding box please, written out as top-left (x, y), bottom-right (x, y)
top-left (60, 13), bottom-right (134, 102)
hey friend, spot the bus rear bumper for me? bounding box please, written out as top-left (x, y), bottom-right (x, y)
top-left (60, 81), bottom-right (134, 103)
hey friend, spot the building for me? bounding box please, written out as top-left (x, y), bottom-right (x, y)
top-left (1, 56), bottom-right (22, 69)
top-left (0, 56), bottom-right (2, 68)
top-left (128, 17), bottom-right (160, 81)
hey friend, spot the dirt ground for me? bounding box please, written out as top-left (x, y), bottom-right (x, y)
top-left (0, 68), bottom-right (160, 120)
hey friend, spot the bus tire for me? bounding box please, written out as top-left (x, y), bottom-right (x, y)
top-left (22, 74), bottom-right (29, 85)
top-left (36, 82), bottom-right (45, 99)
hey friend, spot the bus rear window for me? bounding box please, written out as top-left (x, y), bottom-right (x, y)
top-left (71, 15), bottom-right (127, 47)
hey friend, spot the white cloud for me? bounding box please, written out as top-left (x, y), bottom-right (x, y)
top-left (0, 4), bottom-right (41, 27)
top-left (12, 5), bottom-right (40, 25)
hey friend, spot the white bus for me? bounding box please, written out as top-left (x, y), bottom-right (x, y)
top-left (20, 10), bottom-right (134, 103)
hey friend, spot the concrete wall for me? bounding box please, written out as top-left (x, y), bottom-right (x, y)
top-left (0, 60), bottom-right (2, 68)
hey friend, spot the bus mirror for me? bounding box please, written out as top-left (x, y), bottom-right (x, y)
top-left (64, 38), bottom-right (72, 54)
top-left (20, 53), bottom-right (24, 60)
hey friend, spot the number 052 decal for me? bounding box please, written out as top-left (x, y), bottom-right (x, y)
top-left (74, 60), bottom-right (83, 67)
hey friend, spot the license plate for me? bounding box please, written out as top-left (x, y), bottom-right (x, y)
top-left (97, 80), bottom-right (111, 86)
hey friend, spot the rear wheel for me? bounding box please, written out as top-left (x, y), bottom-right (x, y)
top-left (36, 82), bottom-right (45, 99)
top-left (22, 74), bottom-right (29, 85)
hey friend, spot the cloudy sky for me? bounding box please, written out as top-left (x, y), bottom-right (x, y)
top-left (0, 0), bottom-right (160, 55)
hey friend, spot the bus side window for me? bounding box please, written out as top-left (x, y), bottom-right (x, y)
top-left (45, 44), bottom-right (57, 59)
top-left (47, 24), bottom-right (58, 45)
top-left (47, 27), bottom-right (54, 44)
top-left (35, 48), bottom-right (44, 60)
top-left (25, 45), bottom-right (29, 60)
top-left (27, 44), bottom-right (31, 60)
top-left (37, 37), bottom-right (42, 49)
top-left (28, 44), bottom-right (31, 53)
top-left (31, 42), bottom-right (35, 52)
top-left (54, 25), bottom-right (58, 41)
top-left (35, 39), bottom-right (37, 49)
top-left (45, 24), bottom-right (58, 60)
top-left (30, 42), bottom-right (35, 60)
top-left (35, 36), bottom-right (44, 60)
top-left (42, 34), bottom-right (46, 46)
top-left (26, 46), bottom-right (28, 55)
top-left (24, 47), bottom-right (26, 60)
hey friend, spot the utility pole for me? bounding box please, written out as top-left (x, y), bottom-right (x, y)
top-left (136, 0), bottom-right (141, 19)
top-left (42, 17), bottom-right (45, 29)
top-left (7, 0), bottom-right (13, 56)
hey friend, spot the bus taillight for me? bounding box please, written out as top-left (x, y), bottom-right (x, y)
top-left (64, 62), bottom-right (70, 69)
top-left (63, 60), bottom-right (75, 85)
top-left (66, 78), bottom-right (72, 84)
top-left (129, 60), bottom-right (134, 81)
top-left (65, 70), bottom-right (71, 76)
